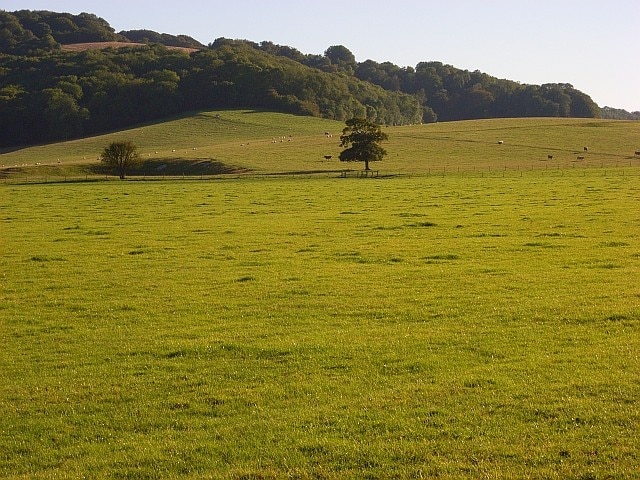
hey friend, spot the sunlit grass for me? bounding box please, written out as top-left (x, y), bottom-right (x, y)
top-left (2, 171), bottom-right (639, 478)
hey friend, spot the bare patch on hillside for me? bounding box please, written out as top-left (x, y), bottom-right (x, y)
top-left (61, 42), bottom-right (199, 53)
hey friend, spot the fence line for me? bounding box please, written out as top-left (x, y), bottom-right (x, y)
top-left (2, 163), bottom-right (640, 185)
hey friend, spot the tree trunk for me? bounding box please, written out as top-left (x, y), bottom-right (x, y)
top-left (364, 159), bottom-right (370, 171)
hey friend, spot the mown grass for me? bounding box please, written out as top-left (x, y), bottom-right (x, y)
top-left (1, 168), bottom-right (639, 478)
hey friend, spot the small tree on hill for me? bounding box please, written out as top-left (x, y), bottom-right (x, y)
top-left (100, 140), bottom-right (140, 179)
top-left (339, 118), bottom-right (388, 171)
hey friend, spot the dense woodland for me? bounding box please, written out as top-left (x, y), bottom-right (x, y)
top-left (0, 10), bottom-right (635, 148)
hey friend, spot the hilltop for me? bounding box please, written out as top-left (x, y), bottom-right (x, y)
top-left (0, 9), bottom-right (618, 148)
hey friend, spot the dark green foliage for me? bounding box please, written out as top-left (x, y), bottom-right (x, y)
top-left (600, 106), bottom-right (640, 120)
top-left (355, 60), bottom-right (601, 121)
top-left (0, 10), bottom-right (121, 54)
top-left (100, 140), bottom-right (140, 179)
top-left (324, 45), bottom-right (357, 74)
top-left (339, 118), bottom-right (388, 170)
top-left (119, 29), bottom-right (204, 48)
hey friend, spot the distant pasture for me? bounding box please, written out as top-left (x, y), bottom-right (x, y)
top-left (1, 113), bottom-right (639, 182)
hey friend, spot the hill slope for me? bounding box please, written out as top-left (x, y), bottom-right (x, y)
top-left (2, 111), bottom-right (638, 180)
top-left (0, 10), bottom-right (608, 149)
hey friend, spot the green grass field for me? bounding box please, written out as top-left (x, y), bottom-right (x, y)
top-left (1, 113), bottom-right (639, 478)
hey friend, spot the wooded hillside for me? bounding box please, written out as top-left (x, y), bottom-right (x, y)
top-left (0, 9), bottom-right (610, 147)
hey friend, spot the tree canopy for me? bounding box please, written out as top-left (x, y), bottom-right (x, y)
top-left (100, 140), bottom-right (140, 179)
top-left (339, 118), bottom-right (388, 171)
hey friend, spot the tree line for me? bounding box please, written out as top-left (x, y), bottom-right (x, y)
top-left (216, 40), bottom-right (603, 122)
top-left (0, 9), bottom-right (610, 148)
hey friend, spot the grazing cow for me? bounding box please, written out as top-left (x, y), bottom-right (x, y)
top-left (498, 140), bottom-right (504, 145)
top-left (584, 146), bottom-right (588, 152)
top-left (577, 155), bottom-right (585, 160)
top-left (547, 155), bottom-right (554, 160)
top-left (634, 150), bottom-right (640, 156)
top-left (324, 155), bottom-right (332, 160)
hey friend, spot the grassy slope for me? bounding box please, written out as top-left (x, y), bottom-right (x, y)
top-left (1, 111), bottom-right (639, 179)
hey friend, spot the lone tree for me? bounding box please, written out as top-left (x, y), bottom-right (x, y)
top-left (100, 140), bottom-right (140, 179)
top-left (339, 118), bottom-right (388, 171)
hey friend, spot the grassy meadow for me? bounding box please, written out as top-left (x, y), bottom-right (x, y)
top-left (1, 113), bottom-right (639, 478)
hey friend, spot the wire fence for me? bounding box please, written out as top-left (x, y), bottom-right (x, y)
top-left (2, 162), bottom-right (640, 185)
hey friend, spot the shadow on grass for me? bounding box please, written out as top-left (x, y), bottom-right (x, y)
top-left (90, 158), bottom-right (249, 177)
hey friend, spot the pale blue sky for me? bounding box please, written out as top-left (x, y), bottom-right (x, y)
top-left (3, 0), bottom-right (639, 111)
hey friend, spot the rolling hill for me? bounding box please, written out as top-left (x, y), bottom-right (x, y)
top-left (1, 110), bottom-right (638, 181)
top-left (0, 9), bottom-right (630, 151)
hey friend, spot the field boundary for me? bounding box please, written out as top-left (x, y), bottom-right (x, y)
top-left (2, 163), bottom-right (639, 185)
